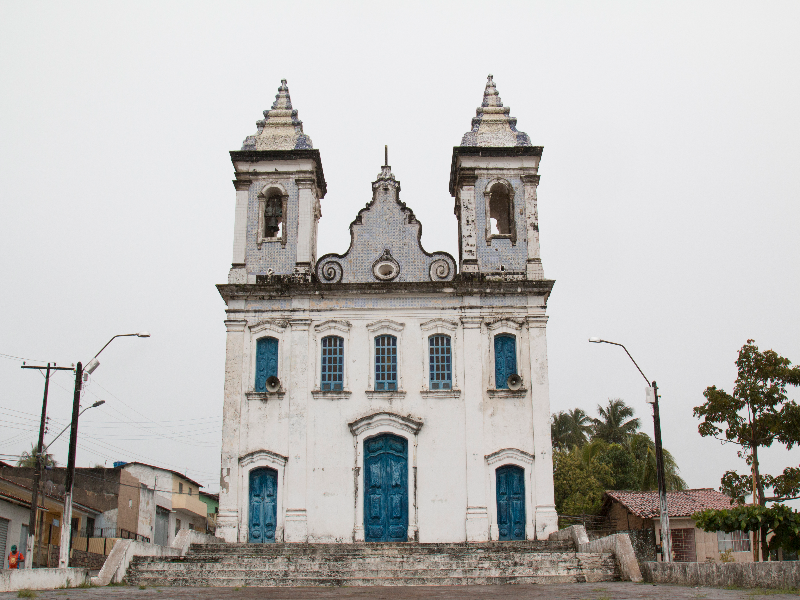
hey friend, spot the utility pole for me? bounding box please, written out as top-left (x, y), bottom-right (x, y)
top-left (20, 363), bottom-right (73, 568)
top-left (58, 361), bottom-right (83, 569)
top-left (651, 381), bottom-right (672, 562)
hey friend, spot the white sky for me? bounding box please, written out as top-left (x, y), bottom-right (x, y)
top-left (1, 1), bottom-right (798, 499)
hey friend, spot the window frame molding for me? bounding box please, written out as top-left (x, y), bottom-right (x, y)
top-left (248, 320), bottom-right (288, 399)
top-left (484, 178), bottom-right (517, 246)
top-left (312, 320), bottom-right (352, 397)
top-left (486, 318), bottom-right (525, 392)
top-left (419, 319), bottom-right (459, 394)
top-left (257, 182), bottom-right (289, 248)
top-left (237, 449), bottom-right (288, 543)
top-left (484, 447), bottom-right (536, 541)
top-left (366, 320), bottom-right (405, 394)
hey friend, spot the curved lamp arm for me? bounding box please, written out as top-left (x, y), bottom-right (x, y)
top-left (588, 337), bottom-right (651, 386)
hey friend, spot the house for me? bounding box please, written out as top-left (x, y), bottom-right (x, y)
top-left (198, 491), bottom-right (219, 534)
top-left (0, 475), bottom-right (101, 568)
top-left (120, 462), bottom-right (207, 545)
top-left (601, 489), bottom-right (753, 563)
top-left (216, 76), bottom-right (557, 544)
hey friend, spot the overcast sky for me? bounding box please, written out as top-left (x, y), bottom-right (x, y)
top-left (1, 1), bottom-right (798, 498)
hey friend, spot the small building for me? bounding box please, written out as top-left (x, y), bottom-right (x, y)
top-left (0, 475), bottom-right (100, 568)
top-left (198, 491), bottom-right (219, 534)
top-left (120, 463), bottom-right (207, 545)
top-left (601, 489), bottom-right (753, 563)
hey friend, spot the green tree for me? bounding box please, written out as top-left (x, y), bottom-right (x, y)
top-left (694, 504), bottom-right (800, 556)
top-left (694, 339), bottom-right (800, 560)
top-left (628, 432), bottom-right (687, 492)
top-left (15, 443), bottom-right (57, 468)
top-left (553, 447), bottom-right (614, 515)
top-left (592, 399), bottom-right (641, 445)
top-left (551, 408), bottom-right (593, 451)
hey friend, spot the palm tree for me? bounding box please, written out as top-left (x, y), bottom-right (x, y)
top-left (592, 399), bottom-right (641, 445)
top-left (629, 432), bottom-right (687, 491)
top-left (15, 443), bottom-right (57, 468)
top-left (551, 408), bottom-right (593, 451)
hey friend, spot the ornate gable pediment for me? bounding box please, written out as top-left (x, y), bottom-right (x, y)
top-left (316, 163), bottom-right (455, 284)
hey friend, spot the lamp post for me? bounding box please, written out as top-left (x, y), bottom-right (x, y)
top-left (58, 332), bottom-right (149, 569)
top-left (588, 337), bottom-right (672, 563)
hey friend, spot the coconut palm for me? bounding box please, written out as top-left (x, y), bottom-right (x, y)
top-left (628, 432), bottom-right (687, 491)
top-left (551, 408), bottom-right (593, 450)
top-left (15, 443), bottom-right (57, 468)
top-left (592, 399), bottom-right (641, 445)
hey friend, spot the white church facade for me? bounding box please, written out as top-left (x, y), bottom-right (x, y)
top-left (216, 77), bottom-right (558, 544)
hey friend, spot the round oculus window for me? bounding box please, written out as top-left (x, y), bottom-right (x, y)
top-left (373, 260), bottom-right (399, 281)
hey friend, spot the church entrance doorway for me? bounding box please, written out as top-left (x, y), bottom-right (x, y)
top-left (249, 467), bottom-right (278, 543)
top-left (496, 465), bottom-right (525, 540)
top-left (364, 433), bottom-right (408, 542)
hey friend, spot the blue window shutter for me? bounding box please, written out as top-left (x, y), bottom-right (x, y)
top-left (375, 335), bottom-right (398, 391)
top-left (428, 334), bottom-right (452, 390)
top-left (494, 335), bottom-right (517, 389)
top-left (255, 337), bottom-right (279, 391)
top-left (321, 336), bottom-right (344, 391)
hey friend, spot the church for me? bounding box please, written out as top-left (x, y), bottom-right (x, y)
top-left (215, 76), bottom-right (558, 545)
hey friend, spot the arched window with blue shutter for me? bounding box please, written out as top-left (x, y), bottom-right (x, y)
top-left (428, 334), bottom-right (452, 390)
top-left (374, 335), bottom-right (397, 391)
top-left (255, 336), bottom-right (279, 392)
top-left (321, 335), bottom-right (344, 391)
top-left (494, 334), bottom-right (517, 389)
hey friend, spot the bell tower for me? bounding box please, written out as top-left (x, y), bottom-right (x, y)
top-left (450, 75), bottom-right (544, 280)
top-left (228, 79), bottom-right (326, 284)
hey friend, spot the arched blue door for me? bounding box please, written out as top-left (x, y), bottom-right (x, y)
top-left (364, 434), bottom-right (408, 542)
top-left (496, 465), bottom-right (525, 541)
top-left (249, 467), bottom-right (277, 543)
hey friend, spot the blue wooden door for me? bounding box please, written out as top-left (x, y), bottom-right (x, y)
top-left (496, 465), bottom-right (525, 541)
top-left (364, 434), bottom-right (408, 542)
top-left (494, 335), bottom-right (517, 389)
top-left (249, 467), bottom-right (277, 543)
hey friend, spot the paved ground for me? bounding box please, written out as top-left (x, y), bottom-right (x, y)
top-left (1, 583), bottom-right (798, 600)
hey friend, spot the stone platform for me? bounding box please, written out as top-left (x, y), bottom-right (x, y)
top-left (125, 540), bottom-right (618, 587)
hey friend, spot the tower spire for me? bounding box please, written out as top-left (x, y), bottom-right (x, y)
top-left (459, 74), bottom-right (531, 147)
top-left (241, 79), bottom-right (314, 151)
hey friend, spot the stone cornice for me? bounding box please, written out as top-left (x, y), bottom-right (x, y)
top-left (449, 146), bottom-right (543, 196)
top-left (230, 149), bottom-right (327, 197)
top-left (217, 277), bottom-right (555, 302)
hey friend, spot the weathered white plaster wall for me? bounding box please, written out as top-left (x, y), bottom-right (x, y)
top-left (0, 498), bottom-right (29, 568)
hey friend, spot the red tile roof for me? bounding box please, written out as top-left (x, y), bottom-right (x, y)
top-left (605, 488), bottom-right (737, 519)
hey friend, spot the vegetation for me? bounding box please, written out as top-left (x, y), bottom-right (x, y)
top-left (693, 504), bottom-right (800, 557)
top-left (17, 591), bottom-right (37, 599)
top-left (15, 443), bottom-right (56, 468)
top-left (551, 399), bottom-right (686, 516)
top-left (693, 339), bottom-right (800, 559)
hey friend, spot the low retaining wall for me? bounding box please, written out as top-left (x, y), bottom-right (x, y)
top-left (0, 568), bottom-right (89, 593)
top-left (550, 525), bottom-right (643, 582)
top-left (642, 561), bottom-right (800, 590)
top-left (92, 530), bottom-right (225, 586)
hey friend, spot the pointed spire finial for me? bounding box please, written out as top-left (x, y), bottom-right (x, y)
top-left (458, 75), bottom-right (532, 147)
top-left (241, 79), bottom-right (313, 150)
top-left (384, 145), bottom-right (388, 167)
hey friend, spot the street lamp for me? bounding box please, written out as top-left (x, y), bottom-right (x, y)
top-left (58, 334), bottom-right (148, 569)
top-left (588, 337), bottom-right (672, 563)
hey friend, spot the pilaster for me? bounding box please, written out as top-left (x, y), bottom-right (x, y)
top-left (525, 314), bottom-right (557, 539)
top-left (229, 178), bottom-right (251, 284)
top-left (295, 179), bottom-right (317, 274)
top-left (457, 171), bottom-right (478, 274)
top-left (460, 316), bottom-right (489, 541)
top-left (284, 318), bottom-right (311, 541)
top-left (217, 319), bottom-right (247, 543)
top-left (522, 174), bottom-right (544, 280)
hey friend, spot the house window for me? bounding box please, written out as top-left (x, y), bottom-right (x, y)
top-left (188, 523), bottom-right (194, 531)
top-left (488, 182), bottom-right (512, 236)
top-left (178, 482), bottom-right (183, 494)
top-left (321, 335), bottom-right (344, 391)
top-left (175, 518), bottom-right (181, 536)
top-left (374, 335), bottom-right (397, 391)
top-left (255, 336), bottom-right (279, 391)
top-left (188, 487), bottom-right (192, 496)
top-left (717, 530), bottom-right (751, 553)
top-left (429, 335), bottom-right (452, 390)
top-left (264, 193), bottom-right (284, 239)
top-left (494, 334), bottom-right (517, 389)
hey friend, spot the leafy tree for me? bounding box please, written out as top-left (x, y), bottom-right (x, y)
top-left (551, 408), bottom-right (592, 451)
top-left (592, 399), bottom-right (641, 445)
top-left (15, 443), bottom-right (57, 468)
top-left (628, 432), bottom-right (687, 492)
top-left (553, 447), bottom-right (614, 515)
top-left (693, 504), bottom-right (800, 556)
top-left (694, 339), bottom-right (800, 559)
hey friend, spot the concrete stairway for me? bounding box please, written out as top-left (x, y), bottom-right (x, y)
top-left (126, 540), bottom-right (618, 587)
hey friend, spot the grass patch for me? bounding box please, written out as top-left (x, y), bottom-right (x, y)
top-left (17, 591), bottom-right (37, 599)
top-left (139, 584), bottom-right (147, 590)
top-left (746, 589), bottom-right (800, 597)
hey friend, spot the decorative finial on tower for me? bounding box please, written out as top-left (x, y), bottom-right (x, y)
top-left (241, 79), bottom-right (314, 150)
top-left (384, 145), bottom-right (388, 167)
top-left (459, 75), bottom-right (531, 147)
